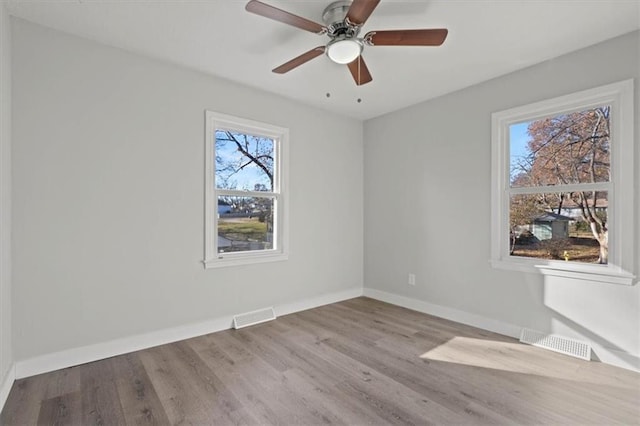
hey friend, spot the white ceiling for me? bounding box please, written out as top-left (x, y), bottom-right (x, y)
top-left (6, 0), bottom-right (640, 120)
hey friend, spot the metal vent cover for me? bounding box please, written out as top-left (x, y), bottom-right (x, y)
top-left (233, 307), bottom-right (276, 329)
top-left (520, 328), bottom-right (591, 361)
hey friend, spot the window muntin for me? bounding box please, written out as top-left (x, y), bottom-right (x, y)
top-left (205, 112), bottom-right (288, 268)
top-left (491, 80), bottom-right (635, 284)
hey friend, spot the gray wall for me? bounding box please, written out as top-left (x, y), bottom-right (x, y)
top-left (364, 31), bottom-right (640, 368)
top-left (0, 3), bottom-right (13, 386)
top-left (7, 16), bottom-right (639, 373)
top-left (11, 19), bottom-right (363, 361)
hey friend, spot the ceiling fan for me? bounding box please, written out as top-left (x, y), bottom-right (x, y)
top-left (245, 0), bottom-right (448, 86)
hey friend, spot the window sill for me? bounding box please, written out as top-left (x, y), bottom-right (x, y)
top-left (203, 251), bottom-right (288, 269)
top-left (490, 258), bottom-right (636, 286)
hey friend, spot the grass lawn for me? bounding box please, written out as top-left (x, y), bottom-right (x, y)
top-left (218, 217), bottom-right (267, 242)
top-left (512, 236), bottom-right (601, 263)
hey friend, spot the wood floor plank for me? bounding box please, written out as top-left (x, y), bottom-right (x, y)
top-left (322, 331), bottom-right (484, 418)
top-left (285, 366), bottom-right (393, 425)
top-left (136, 345), bottom-right (202, 424)
top-left (248, 315), bottom-right (443, 425)
top-left (242, 324), bottom-right (406, 424)
top-left (187, 335), bottom-right (292, 425)
top-left (2, 297), bottom-right (639, 425)
top-left (202, 331), bottom-right (354, 424)
top-left (327, 312), bottom-right (586, 424)
top-left (169, 340), bottom-right (258, 425)
top-left (42, 367), bottom-right (82, 401)
top-left (37, 392), bottom-right (82, 426)
top-left (1, 373), bottom-right (49, 425)
top-left (110, 353), bottom-right (171, 425)
top-left (252, 315), bottom-right (473, 425)
top-left (79, 360), bottom-right (127, 425)
top-left (139, 343), bottom-right (245, 425)
top-left (223, 328), bottom-right (293, 373)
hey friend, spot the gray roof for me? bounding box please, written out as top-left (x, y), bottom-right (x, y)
top-left (533, 212), bottom-right (573, 222)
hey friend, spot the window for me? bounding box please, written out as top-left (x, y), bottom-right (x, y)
top-left (491, 80), bottom-right (635, 285)
top-left (204, 111), bottom-right (289, 268)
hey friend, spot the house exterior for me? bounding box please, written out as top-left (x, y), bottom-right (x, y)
top-left (532, 212), bottom-right (573, 240)
top-left (559, 198), bottom-right (607, 220)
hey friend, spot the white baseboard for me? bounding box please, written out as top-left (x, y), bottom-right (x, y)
top-left (13, 285), bottom-right (638, 380)
top-left (363, 287), bottom-right (640, 373)
top-left (276, 287), bottom-right (363, 317)
top-left (15, 286), bottom-right (363, 380)
top-left (363, 288), bottom-right (522, 338)
top-left (15, 315), bottom-right (235, 379)
top-left (590, 343), bottom-right (640, 372)
top-left (0, 363), bottom-right (15, 413)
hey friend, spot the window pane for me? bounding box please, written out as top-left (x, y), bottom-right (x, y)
top-left (509, 191), bottom-right (608, 264)
top-left (215, 130), bottom-right (274, 191)
top-left (217, 196), bottom-right (274, 253)
top-left (510, 106), bottom-right (611, 188)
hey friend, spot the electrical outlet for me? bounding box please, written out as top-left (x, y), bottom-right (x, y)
top-left (408, 273), bottom-right (416, 286)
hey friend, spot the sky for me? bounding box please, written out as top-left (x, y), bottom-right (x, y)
top-left (509, 121), bottom-right (531, 181)
top-left (216, 124), bottom-right (533, 187)
top-left (215, 130), bottom-right (273, 191)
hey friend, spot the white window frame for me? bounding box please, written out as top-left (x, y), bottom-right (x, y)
top-left (204, 111), bottom-right (289, 268)
top-left (490, 80), bottom-right (635, 285)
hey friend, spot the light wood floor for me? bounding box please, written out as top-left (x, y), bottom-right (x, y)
top-left (2, 297), bottom-right (639, 425)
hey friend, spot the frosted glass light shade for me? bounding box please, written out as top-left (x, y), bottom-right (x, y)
top-left (327, 39), bottom-right (362, 64)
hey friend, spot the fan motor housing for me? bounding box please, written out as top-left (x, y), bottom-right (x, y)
top-left (323, 0), bottom-right (360, 38)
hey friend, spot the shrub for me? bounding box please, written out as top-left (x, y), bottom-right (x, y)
top-left (538, 238), bottom-right (570, 259)
top-left (573, 220), bottom-right (590, 232)
top-left (517, 230), bottom-right (535, 245)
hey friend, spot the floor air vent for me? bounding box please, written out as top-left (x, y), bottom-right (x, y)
top-left (520, 328), bottom-right (591, 361)
top-left (233, 307), bottom-right (276, 329)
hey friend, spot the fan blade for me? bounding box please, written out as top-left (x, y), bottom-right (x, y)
top-left (246, 0), bottom-right (326, 34)
top-left (346, 0), bottom-right (381, 26)
top-left (347, 56), bottom-right (373, 86)
top-left (365, 29), bottom-right (448, 46)
top-left (272, 47), bottom-right (326, 74)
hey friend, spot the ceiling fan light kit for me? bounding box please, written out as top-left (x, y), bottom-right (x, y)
top-left (245, 0), bottom-right (448, 86)
top-left (326, 37), bottom-right (363, 64)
